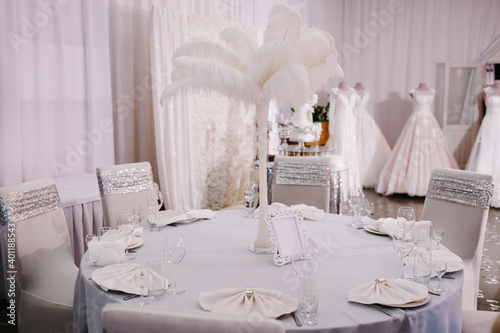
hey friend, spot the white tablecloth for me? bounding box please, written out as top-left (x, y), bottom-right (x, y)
top-left (74, 210), bottom-right (463, 333)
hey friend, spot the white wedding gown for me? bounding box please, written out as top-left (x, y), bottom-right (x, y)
top-left (327, 87), bottom-right (361, 194)
top-left (354, 89), bottom-right (392, 188)
top-left (466, 86), bottom-right (500, 207)
top-left (376, 89), bottom-right (458, 196)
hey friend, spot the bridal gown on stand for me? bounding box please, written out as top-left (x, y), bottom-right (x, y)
top-left (376, 88), bottom-right (459, 196)
top-left (354, 88), bottom-right (391, 188)
top-left (466, 85), bottom-right (500, 207)
top-left (326, 87), bottom-right (361, 197)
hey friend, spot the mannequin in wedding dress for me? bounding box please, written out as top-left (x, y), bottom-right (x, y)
top-left (466, 80), bottom-right (500, 207)
top-left (327, 81), bottom-right (361, 196)
top-left (376, 83), bottom-right (458, 196)
top-left (353, 82), bottom-right (391, 188)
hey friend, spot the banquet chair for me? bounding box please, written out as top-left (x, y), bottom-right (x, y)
top-left (101, 303), bottom-right (286, 333)
top-left (462, 310), bottom-right (500, 333)
top-left (271, 155), bottom-right (331, 212)
top-left (0, 178), bottom-right (78, 333)
top-left (97, 161), bottom-right (155, 228)
top-left (422, 167), bottom-right (494, 311)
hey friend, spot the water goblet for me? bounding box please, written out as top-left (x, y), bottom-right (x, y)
top-left (243, 184), bottom-right (257, 218)
top-left (364, 200), bottom-right (375, 216)
top-left (292, 252), bottom-right (318, 326)
top-left (135, 268), bottom-right (149, 306)
top-left (392, 227), bottom-right (415, 280)
top-left (147, 190), bottom-right (163, 232)
top-left (433, 228), bottom-right (445, 250)
top-left (348, 187), bottom-right (364, 229)
top-left (118, 210), bottom-right (137, 260)
top-left (433, 261), bottom-right (447, 293)
top-left (397, 206), bottom-right (416, 237)
top-left (163, 234), bottom-right (186, 295)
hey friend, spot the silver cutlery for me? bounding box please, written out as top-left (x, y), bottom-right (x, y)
top-left (124, 293), bottom-right (148, 301)
top-left (369, 304), bottom-right (396, 318)
top-left (428, 290), bottom-right (441, 296)
top-left (290, 311), bottom-right (302, 327)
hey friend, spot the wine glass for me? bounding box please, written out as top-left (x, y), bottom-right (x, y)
top-left (348, 187), bottom-right (364, 229)
top-left (392, 227), bottom-right (415, 280)
top-left (163, 234), bottom-right (186, 295)
top-left (433, 228), bottom-right (445, 250)
top-left (84, 234), bottom-right (96, 261)
top-left (135, 268), bottom-right (149, 306)
top-left (292, 252), bottom-right (318, 326)
top-left (433, 261), bottom-right (447, 292)
top-left (118, 210), bottom-right (137, 260)
top-left (364, 200), bottom-right (375, 216)
top-left (397, 206), bottom-right (416, 237)
top-left (148, 190), bottom-right (163, 232)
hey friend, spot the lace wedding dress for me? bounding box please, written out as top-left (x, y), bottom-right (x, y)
top-left (326, 87), bottom-right (361, 194)
top-left (376, 88), bottom-right (458, 196)
top-left (354, 89), bottom-right (391, 188)
top-left (466, 86), bottom-right (500, 207)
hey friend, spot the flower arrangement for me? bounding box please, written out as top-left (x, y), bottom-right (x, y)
top-left (312, 102), bottom-right (329, 122)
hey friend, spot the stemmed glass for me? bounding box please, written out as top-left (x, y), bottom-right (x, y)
top-left (148, 189), bottom-right (163, 232)
top-left (118, 210), bottom-right (137, 260)
top-left (397, 206), bottom-right (416, 238)
top-left (163, 234), bottom-right (186, 295)
top-left (433, 261), bottom-right (447, 292)
top-left (84, 234), bottom-right (96, 261)
top-left (135, 268), bottom-right (149, 306)
top-left (364, 200), bottom-right (375, 216)
top-left (348, 187), bottom-right (364, 229)
top-left (292, 251), bottom-right (318, 326)
top-left (392, 227), bottom-right (415, 279)
top-left (433, 228), bottom-right (445, 250)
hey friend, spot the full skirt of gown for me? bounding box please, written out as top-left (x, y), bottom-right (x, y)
top-left (376, 110), bottom-right (459, 196)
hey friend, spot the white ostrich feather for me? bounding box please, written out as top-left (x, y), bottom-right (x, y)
top-left (263, 4), bottom-right (302, 47)
top-left (162, 56), bottom-right (262, 106)
top-left (172, 38), bottom-right (246, 73)
top-left (219, 28), bottom-right (257, 64)
top-left (263, 63), bottom-right (310, 109)
top-left (248, 40), bottom-right (295, 87)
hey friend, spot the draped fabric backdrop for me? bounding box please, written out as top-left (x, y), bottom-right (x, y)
top-left (1, 0), bottom-right (500, 209)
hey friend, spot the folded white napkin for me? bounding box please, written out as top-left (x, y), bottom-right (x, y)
top-left (199, 287), bottom-right (298, 319)
top-left (155, 209), bottom-right (217, 227)
top-left (92, 263), bottom-right (167, 295)
top-left (88, 237), bottom-right (126, 266)
top-left (348, 278), bottom-right (428, 306)
top-left (410, 248), bottom-right (464, 276)
top-left (132, 227), bottom-right (143, 237)
top-left (254, 202), bottom-right (324, 221)
top-left (363, 217), bottom-right (398, 236)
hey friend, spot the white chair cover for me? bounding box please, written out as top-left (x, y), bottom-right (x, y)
top-left (0, 178), bottom-right (78, 333)
top-left (101, 303), bottom-right (286, 333)
top-left (462, 310), bottom-right (500, 333)
top-left (422, 168), bottom-right (494, 311)
top-left (271, 156), bottom-right (331, 212)
top-left (97, 162), bottom-right (155, 228)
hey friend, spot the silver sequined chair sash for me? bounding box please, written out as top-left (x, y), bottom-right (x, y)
top-left (0, 184), bottom-right (62, 225)
top-left (274, 161), bottom-right (331, 187)
top-left (97, 167), bottom-right (154, 196)
top-left (427, 172), bottom-right (494, 209)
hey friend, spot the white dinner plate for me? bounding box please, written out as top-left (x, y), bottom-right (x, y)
top-left (363, 224), bottom-right (388, 236)
top-left (381, 295), bottom-right (430, 308)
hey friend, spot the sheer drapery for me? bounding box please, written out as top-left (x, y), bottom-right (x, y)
top-left (2, 0), bottom-right (500, 207)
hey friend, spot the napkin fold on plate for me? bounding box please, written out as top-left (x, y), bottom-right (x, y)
top-left (410, 248), bottom-right (465, 276)
top-left (88, 236), bottom-right (126, 266)
top-left (92, 263), bottom-right (167, 295)
top-left (199, 287), bottom-right (298, 319)
top-left (363, 217), bottom-right (398, 236)
top-left (254, 202), bottom-right (324, 221)
top-left (155, 209), bottom-right (217, 227)
top-left (348, 278), bottom-right (429, 307)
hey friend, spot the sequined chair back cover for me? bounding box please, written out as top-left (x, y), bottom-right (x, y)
top-left (97, 162), bottom-right (155, 228)
top-left (102, 303), bottom-right (286, 333)
top-left (0, 178), bottom-right (78, 333)
top-left (271, 156), bottom-right (331, 212)
top-left (422, 167), bottom-right (494, 311)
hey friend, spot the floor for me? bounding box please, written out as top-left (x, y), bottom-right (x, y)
top-left (1, 189), bottom-right (499, 332)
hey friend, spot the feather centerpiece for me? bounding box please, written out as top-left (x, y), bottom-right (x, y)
top-left (160, 3), bottom-right (343, 254)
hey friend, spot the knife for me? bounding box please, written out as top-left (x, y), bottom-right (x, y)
top-left (291, 311), bottom-right (302, 327)
top-left (124, 294), bottom-right (147, 301)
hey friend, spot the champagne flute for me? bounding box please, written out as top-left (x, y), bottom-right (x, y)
top-left (392, 227), bottom-right (415, 280)
top-left (292, 251), bottom-right (318, 326)
top-left (118, 210), bottom-right (136, 260)
top-left (163, 234), bottom-right (186, 295)
top-left (433, 261), bottom-right (447, 292)
top-left (348, 187), bottom-right (364, 229)
top-left (433, 228), bottom-right (445, 250)
top-left (135, 268), bottom-right (149, 306)
top-left (397, 206), bottom-right (416, 238)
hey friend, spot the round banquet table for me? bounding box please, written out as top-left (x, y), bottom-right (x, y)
top-left (73, 210), bottom-right (463, 333)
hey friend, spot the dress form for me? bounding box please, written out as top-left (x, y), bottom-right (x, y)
top-left (353, 83), bottom-right (391, 188)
